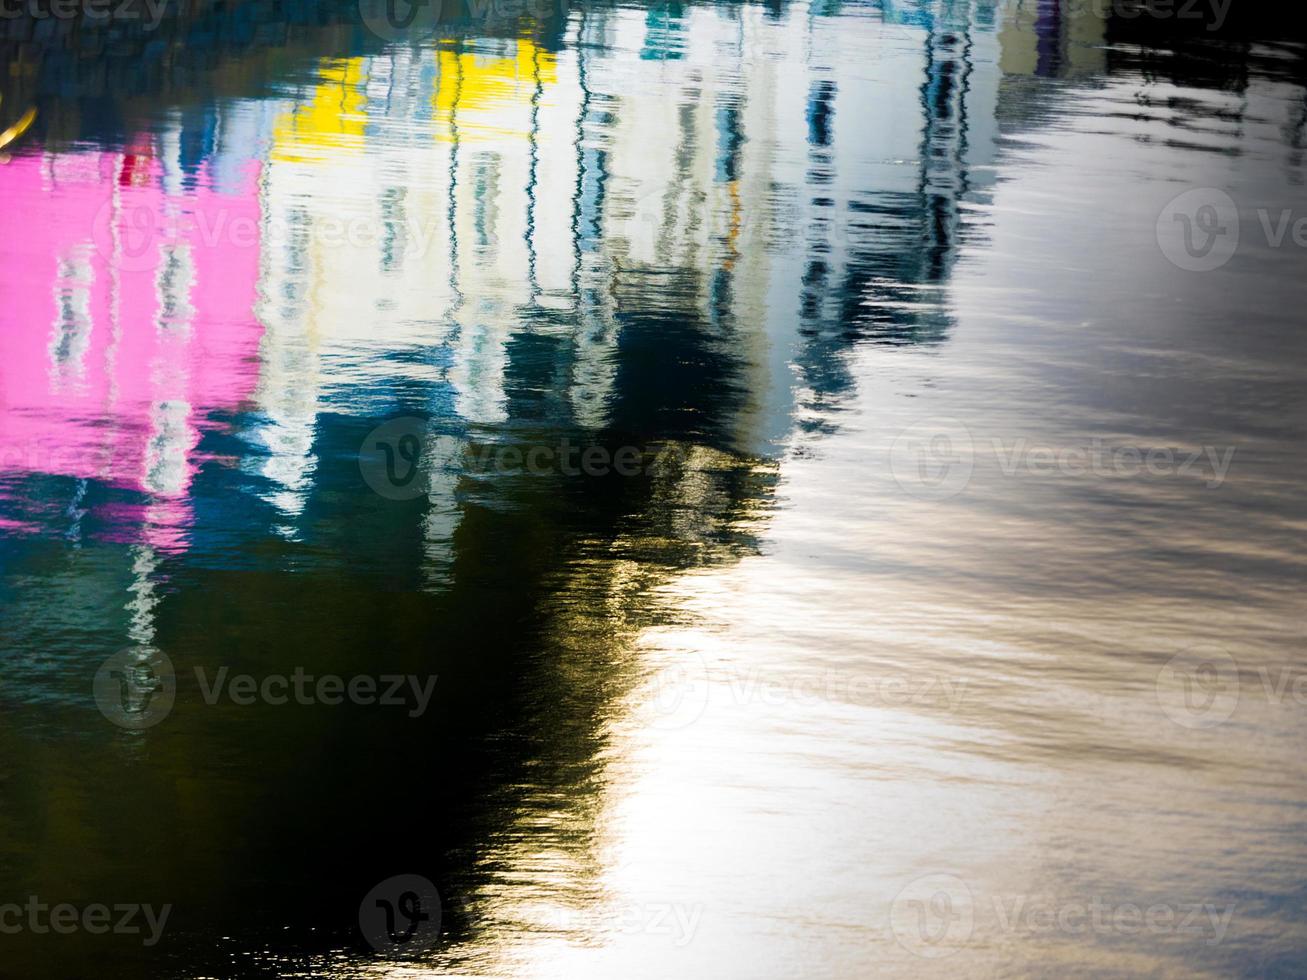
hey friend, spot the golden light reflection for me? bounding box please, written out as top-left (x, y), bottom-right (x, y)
top-left (0, 105), bottom-right (37, 158)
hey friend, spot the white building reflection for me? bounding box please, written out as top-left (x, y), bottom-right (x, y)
top-left (204, 0), bottom-right (1011, 578)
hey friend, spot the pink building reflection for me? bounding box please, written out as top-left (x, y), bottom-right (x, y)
top-left (0, 142), bottom-right (265, 550)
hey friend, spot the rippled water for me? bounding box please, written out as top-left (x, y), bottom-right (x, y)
top-left (1, 1), bottom-right (1305, 977)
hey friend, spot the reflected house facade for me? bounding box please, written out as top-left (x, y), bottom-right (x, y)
top-left (238, 0), bottom-right (1007, 549)
top-left (0, 140), bottom-right (266, 548)
top-left (997, 0), bottom-right (1108, 78)
top-left (0, 130), bottom-right (268, 661)
top-left (0, 4), bottom-right (1301, 979)
top-left (247, 39), bottom-right (584, 558)
top-left (0, 0), bottom-right (1015, 575)
top-left (0, 3), bottom-right (1034, 974)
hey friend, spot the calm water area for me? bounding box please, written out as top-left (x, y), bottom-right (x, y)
top-left (1, 1), bottom-right (1306, 976)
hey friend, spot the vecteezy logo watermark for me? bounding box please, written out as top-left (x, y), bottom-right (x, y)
top-left (891, 874), bottom-right (1234, 958)
top-left (984, 895), bottom-right (1234, 946)
top-left (990, 439), bottom-right (1236, 488)
top-left (0, 438), bottom-right (114, 476)
top-left (1156, 646), bottom-right (1240, 729)
top-left (889, 874), bottom-right (975, 959)
top-left (358, 0), bottom-right (569, 42)
top-left (1157, 647), bottom-right (1307, 730)
top-left (888, 421), bottom-right (1238, 501)
top-left (0, 0), bottom-right (168, 31)
top-left (998, 0), bottom-right (1233, 32)
top-left (94, 647), bottom-right (176, 731)
top-left (641, 652), bottom-right (711, 732)
top-left (723, 670), bottom-right (968, 712)
top-left (359, 417), bottom-right (436, 501)
top-left (534, 901), bottom-right (703, 947)
top-left (1158, 187), bottom-right (1307, 272)
top-left (888, 419), bottom-right (975, 501)
top-left (359, 874), bottom-right (442, 957)
top-left (358, 417), bottom-right (684, 501)
top-left (632, 661), bottom-right (968, 734)
top-left (1157, 188), bottom-right (1241, 272)
top-left (0, 898), bottom-right (171, 946)
top-left (357, 0), bottom-right (442, 41)
top-left (94, 655), bottom-right (439, 729)
top-left (90, 202), bottom-right (453, 274)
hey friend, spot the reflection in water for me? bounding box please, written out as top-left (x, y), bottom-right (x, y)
top-left (1, 0), bottom-right (1306, 977)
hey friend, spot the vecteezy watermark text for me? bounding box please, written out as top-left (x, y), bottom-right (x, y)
top-left (194, 667), bottom-right (438, 718)
top-left (890, 874), bottom-right (1234, 959)
top-left (633, 651), bottom-right (969, 734)
top-left (358, 0), bottom-right (573, 42)
top-left (93, 647), bottom-right (176, 731)
top-left (724, 670), bottom-right (967, 712)
top-left (0, 898), bottom-right (171, 946)
top-left (91, 203), bottom-right (452, 274)
top-left (0, 438), bottom-right (114, 476)
top-left (1000, 0), bottom-right (1233, 32)
top-left (359, 417), bottom-right (683, 500)
top-left (989, 438), bottom-right (1235, 487)
top-left (95, 648), bottom-right (439, 730)
top-left (888, 419), bottom-right (1236, 501)
top-left (359, 874), bottom-right (442, 958)
top-left (529, 901), bottom-right (702, 946)
top-left (1157, 187), bottom-right (1307, 272)
top-left (0, 0), bottom-right (167, 29)
top-left (1156, 646), bottom-right (1307, 729)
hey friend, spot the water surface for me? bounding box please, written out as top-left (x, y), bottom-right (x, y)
top-left (1, 1), bottom-right (1305, 977)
